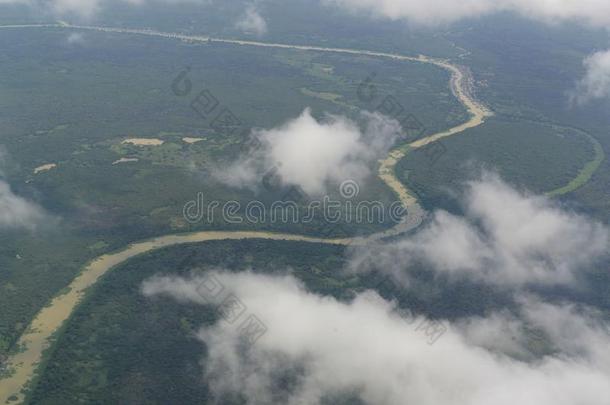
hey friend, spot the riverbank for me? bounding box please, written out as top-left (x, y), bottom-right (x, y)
top-left (0, 24), bottom-right (491, 404)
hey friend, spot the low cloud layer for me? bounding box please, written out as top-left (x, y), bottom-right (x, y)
top-left (350, 173), bottom-right (608, 286)
top-left (0, 181), bottom-right (47, 230)
top-left (0, 150), bottom-right (47, 230)
top-left (0, 0), bottom-right (118, 18)
top-left (572, 49), bottom-right (610, 105)
top-left (216, 109), bottom-right (402, 195)
top-left (141, 176), bottom-right (609, 403)
top-left (6, 0), bottom-right (610, 27)
top-left (66, 31), bottom-right (85, 44)
top-left (0, 0), bottom-right (207, 19)
top-left (143, 270), bottom-right (610, 405)
top-left (235, 3), bottom-right (268, 37)
top-left (326, 0), bottom-right (610, 27)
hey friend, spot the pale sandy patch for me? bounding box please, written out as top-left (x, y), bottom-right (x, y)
top-left (122, 138), bottom-right (164, 146)
top-left (33, 163), bottom-right (57, 174)
top-left (112, 157), bottom-right (139, 165)
top-left (182, 137), bottom-right (204, 144)
top-left (0, 31), bottom-right (495, 405)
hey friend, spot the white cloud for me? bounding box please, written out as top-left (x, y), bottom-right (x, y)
top-left (0, 0), bottom-right (109, 18)
top-left (216, 109), bottom-right (402, 195)
top-left (0, 0), bottom-right (206, 19)
top-left (349, 173), bottom-right (608, 286)
top-left (0, 181), bottom-right (47, 230)
top-left (235, 4), bottom-right (268, 37)
top-left (454, 310), bottom-right (532, 358)
top-left (66, 31), bottom-right (85, 44)
top-left (0, 149), bottom-right (47, 230)
top-left (325, 0), bottom-right (610, 27)
top-left (51, 0), bottom-right (104, 18)
top-left (572, 49), bottom-right (610, 105)
top-left (142, 270), bottom-right (610, 405)
top-left (5, 0), bottom-right (610, 27)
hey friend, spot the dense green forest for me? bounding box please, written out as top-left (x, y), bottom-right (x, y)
top-left (0, 28), bottom-right (464, 357)
top-left (27, 239), bottom-right (512, 404)
top-left (1, 4), bottom-right (610, 403)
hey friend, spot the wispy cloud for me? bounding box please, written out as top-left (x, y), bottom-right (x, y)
top-left (0, 0), bottom-right (208, 19)
top-left (235, 3), bottom-right (268, 37)
top-left (349, 173), bottom-right (609, 286)
top-left (5, 0), bottom-right (610, 28)
top-left (325, 0), bottom-right (610, 27)
top-left (0, 180), bottom-right (47, 230)
top-left (571, 49), bottom-right (610, 105)
top-left (0, 148), bottom-right (49, 231)
top-left (66, 31), bottom-right (85, 44)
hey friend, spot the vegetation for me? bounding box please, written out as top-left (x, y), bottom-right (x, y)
top-left (1, 7), bottom-right (610, 403)
top-left (397, 117), bottom-right (598, 212)
top-left (26, 240), bottom-right (511, 404)
top-left (546, 130), bottom-right (605, 197)
top-left (0, 27), bottom-right (461, 360)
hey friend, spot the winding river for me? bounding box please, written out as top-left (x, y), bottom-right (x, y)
top-left (0, 23), bottom-right (492, 404)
